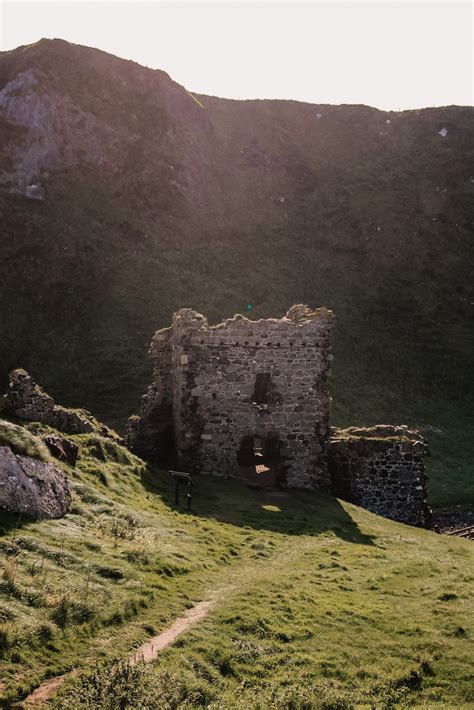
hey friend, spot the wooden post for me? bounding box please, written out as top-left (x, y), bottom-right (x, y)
top-left (186, 481), bottom-right (192, 510)
top-left (169, 470), bottom-right (196, 510)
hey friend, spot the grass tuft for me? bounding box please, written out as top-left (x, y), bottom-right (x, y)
top-left (2, 557), bottom-right (19, 590)
top-left (0, 419), bottom-right (51, 462)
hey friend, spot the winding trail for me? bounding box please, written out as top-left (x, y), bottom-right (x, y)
top-left (22, 597), bottom-right (215, 707)
top-left (130, 599), bottom-right (214, 664)
top-left (22, 672), bottom-right (79, 708)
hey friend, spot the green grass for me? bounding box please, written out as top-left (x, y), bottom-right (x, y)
top-left (150, 516), bottom-right (473, 708)
top-left (0, 424), bottom-right (472, 708)
top-left (0, 420), bottom-right (51, 462)
top-left (425, 424), bottom-right (474, 510)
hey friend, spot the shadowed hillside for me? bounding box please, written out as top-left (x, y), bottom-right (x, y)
top-left (0, 39), bottom-right (473, 506)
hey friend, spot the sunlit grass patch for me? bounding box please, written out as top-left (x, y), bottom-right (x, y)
top-left (0, 422), bottom-right (472, 707)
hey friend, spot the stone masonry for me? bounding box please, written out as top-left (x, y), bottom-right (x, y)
top-left (128, 305), bottom-right (431, 527)
top-left (328, 426), bottom-right (432, 527)
top-left (128, 305), bottom-right (334, 489)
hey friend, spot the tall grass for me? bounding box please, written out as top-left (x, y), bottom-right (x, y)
top-left (0, 419), bottom-right (51, 462)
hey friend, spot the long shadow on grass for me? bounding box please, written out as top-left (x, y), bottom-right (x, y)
top-left (141, 467), bottom-right (374, 545)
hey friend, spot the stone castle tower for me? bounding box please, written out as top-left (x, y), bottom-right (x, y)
top-left (128, 305), bottom-right (431, 528)
top-left (128, 305), bottom-right (334, 489)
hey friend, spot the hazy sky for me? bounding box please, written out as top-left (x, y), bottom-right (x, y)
top-left (0, 1), bottom-right (472, 110)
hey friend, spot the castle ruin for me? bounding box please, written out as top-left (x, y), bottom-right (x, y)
top-left (128, 305), bottom-right (431, 528)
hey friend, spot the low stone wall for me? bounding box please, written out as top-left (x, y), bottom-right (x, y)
top-left (328, 425), bottom-right (431, 528)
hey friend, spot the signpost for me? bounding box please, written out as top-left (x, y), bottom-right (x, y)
top-left (169, 470), bottom-right (195, 510)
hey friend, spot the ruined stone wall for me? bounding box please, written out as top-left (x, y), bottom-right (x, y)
top-left (328, 426), bottom-right (431, 528)
top-left (128, 308), bottom-right (432, 529)
top-left (129, 305), bottom-right (334, 489)
top-left (127, 327), bottom-right (174, 459)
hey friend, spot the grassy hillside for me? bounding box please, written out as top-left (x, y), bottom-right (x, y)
top-left (0, 39), bottom-right (473, 508)
top-left (0, 422), bottom-right (472, 708)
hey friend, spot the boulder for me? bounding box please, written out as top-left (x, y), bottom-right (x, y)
top-left (43, 436), bottom-right (79, 467)
top-left (0, 446), bottom-right (70, 519)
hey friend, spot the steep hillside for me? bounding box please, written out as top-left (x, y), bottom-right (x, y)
top-left (0, 419), bottom-right (472, 708)
top-left (0, 39), bottom-right (473, 506)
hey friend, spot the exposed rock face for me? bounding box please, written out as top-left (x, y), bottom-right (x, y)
top-left (328, 426), bottom-right (431, 528)
top-left (0, 40), bottom-right (209, 199)
top-left (43, 436), bottom-right (79, 467)
top-left (3, 369), bottom-right (118, 440)
top-left (0, 67), bottom-right (121, 198)
top-left (4, 368), bottom-right (93, 432)
top-left (0, 446), bottom-right (70, 519)
top-left (128, 305), bottom-right (335, 489)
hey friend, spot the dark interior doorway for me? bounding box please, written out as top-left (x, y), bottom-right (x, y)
top-left (236, 434), bottom-right (285, 489)
top-left (158, 422), bottom-right (177, 464)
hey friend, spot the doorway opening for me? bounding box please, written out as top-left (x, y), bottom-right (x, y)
top-left (236, 434), bottom-right (285, 488)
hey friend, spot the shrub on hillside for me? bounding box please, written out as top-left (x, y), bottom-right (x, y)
top-left (50, 595), bottom-right (95, 628)
top-left (56, 662), bottom-right (214, 709)
top-left (35, 622), bottom-right (56, 644)
top-left (0, 624), bottom-right (10, 653)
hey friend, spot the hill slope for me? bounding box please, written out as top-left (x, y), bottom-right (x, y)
top-left (0, 421), bottom-right (472, 708)
top-left (0, 39), bottom-right (473, 506)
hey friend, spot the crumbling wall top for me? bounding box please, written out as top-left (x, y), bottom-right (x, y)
top-left (155, 305), bottom-right (334, 343)
top-left (285, 304), bottom-right (332, 324)
top-left (173, 309), bottom-right (209, 333)
top-left (331, 425), bottom-right (427, 452)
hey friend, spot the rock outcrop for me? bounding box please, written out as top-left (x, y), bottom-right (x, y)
top-left (2, 369), bottom-right (119, 440)
top-left (43, 436), bottom-right (79, 467)
top-left (0, 446), bottom-right (70, 519)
